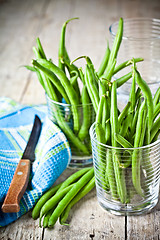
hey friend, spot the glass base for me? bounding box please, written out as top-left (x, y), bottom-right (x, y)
top-left (97, 195), bottom-right (158, 216)
top-left (68, 155), bottom-right (93, 169)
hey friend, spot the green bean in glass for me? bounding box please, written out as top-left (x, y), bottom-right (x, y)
top-left (46, 94), bottom-right (95, 168)
top-left (90, 122), bottom-right (160, 216)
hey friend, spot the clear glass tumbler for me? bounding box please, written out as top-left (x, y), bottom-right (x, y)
top-left (90, 123), bottom-right (160, 216)
top-left (46, 95), bottom-right (95, 168)
top-left (109, 18), bottom-right (160, 99)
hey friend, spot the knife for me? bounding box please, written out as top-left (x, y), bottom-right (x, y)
top-left (1, 115), bottom-right (42, 213)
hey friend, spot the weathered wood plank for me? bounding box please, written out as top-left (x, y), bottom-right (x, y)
top-left (0, 212), bottom-right (43, 240)
top-left (0, 0), bottom-right (50, 103)
top-left (126, 200), bottom-right (160, 240)
top-left (127, 211), bottom-right (160, 239)
top-left (21, 0), bottom-right (74, 104)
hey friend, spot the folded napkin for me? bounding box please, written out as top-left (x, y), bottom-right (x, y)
top-left (0, 97), bottom-right (71, 227)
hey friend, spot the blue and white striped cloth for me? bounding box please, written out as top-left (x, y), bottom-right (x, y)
top-left (0, 97), bottom-right (71, 227)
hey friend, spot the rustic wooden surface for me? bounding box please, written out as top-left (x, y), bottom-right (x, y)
top-left (0, 0), bottom-right (160, 239)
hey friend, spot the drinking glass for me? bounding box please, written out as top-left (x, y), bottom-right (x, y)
top-left (109, 18), bottom-right (160, 102)
top-left (90, 123), bottom-right (160, 216)
top-left (46, 95), bottom-right (95, 168)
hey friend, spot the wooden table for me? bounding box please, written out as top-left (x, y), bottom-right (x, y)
top-left (0, 0), bottom-right (160, 239)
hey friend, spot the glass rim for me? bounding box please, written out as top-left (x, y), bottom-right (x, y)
top-left (109, 17), bottom-right (160, 41)
top-left (46, 93), bottom-right (93, 107)
top-left (90, 122), bottom-right (160, 150)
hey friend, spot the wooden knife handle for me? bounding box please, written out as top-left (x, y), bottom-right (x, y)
top-left (1, 159), bottom-right (31, 213)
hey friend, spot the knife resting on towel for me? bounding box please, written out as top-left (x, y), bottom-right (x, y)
top-left (1, 115), bottom-right (42, 213)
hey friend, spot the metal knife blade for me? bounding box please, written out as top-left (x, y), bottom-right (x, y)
top-left (22, 115), bottom-right (42, 161)
top-left (1, 115), bottom-right (42, 213)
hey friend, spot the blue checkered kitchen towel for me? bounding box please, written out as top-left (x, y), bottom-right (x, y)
top-left (0, 97), bottom-right (71, 227)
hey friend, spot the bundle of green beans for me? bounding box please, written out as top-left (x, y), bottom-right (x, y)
top-left (95, 58), bottom-right (160, 203)
top-left (26, 16), bottom-right (160, 227)
top-left (25, 17), bottom-right (143, 157)
top-left (32, 167), bottom-right (95, 228)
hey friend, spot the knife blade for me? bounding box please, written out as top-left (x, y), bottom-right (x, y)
top-left (1, 115), bottom-right (42, 213)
